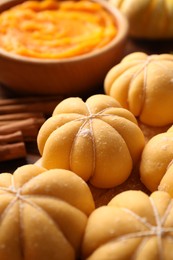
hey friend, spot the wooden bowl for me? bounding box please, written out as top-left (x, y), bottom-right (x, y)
top-left (0, 0), bottom-right (129, 95)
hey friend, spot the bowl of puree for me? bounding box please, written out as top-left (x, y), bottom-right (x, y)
top-left (0, 0), bottom-right (129, 95)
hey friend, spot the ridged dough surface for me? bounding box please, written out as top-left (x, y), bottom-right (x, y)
top-left (109, 0), bottom-right (173, 39)
top-left (82, 190), bottom-right (173, 260)
top-left (140, 125), bottom-right (173, 193)
top-left (104, 52), bottom-right (173, 126)
top-left (37, 94), bottom-right (145, 188)
top-left (0, 164), bottom-right (95, 260)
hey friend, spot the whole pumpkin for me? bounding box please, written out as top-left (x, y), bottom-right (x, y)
top-left (37, 94), bottom-right (145, 188)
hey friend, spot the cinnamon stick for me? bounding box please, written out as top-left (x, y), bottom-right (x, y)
top-left (0, 131), bottom-right (23, 144)
top-left (0, 117), bottom-right (45, 133)
top-left (0, 101), bottom-right (59, 115)
top-left (0, 95), bottom-right (64, 161)
top-left (0, 142), bottom-right (26, 161)
top-left (0, 117), bottom-right (45, 142)
top-left (0, 96), bottom-right (63, 116)
top-left (0, 112), bottom-right (44, 121)
top-left (0, 113), bottom-right (45, 126)
top-left (0, 95), bottom-right (63, 106)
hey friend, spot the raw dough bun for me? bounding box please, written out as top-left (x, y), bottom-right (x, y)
top-left (0, 164), bottom-right (95, 260)
top-left (82, 190), bottom-right (173, 260)
top-left (37, 94), bottom-right (145, 188)
top-left (104, 52), bottom-right (173, 126)
top-left (109, 0), bottom-right (173, 39)
top-left (140, 125), bottom-right (173, 191)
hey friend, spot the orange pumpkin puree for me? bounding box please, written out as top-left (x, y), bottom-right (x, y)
top-left (0, 0), bottom-right (117, 59)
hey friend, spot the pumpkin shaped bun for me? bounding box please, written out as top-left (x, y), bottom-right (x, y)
top-left (82, 190), bottom-right (173, 260)
top-left (109, 0), bottom-right (173, 39)
top-left (37, 94), bottom-right (145, 189)
top-left (104, 52), bottom-right (173, 127)
top-left (140, 125), bottom-right (173, 193)
top-left (0, 164), bottom-right (95, 260)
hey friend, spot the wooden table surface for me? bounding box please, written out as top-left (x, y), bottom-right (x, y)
top-left (0, 37), bottom-right (173, 206)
